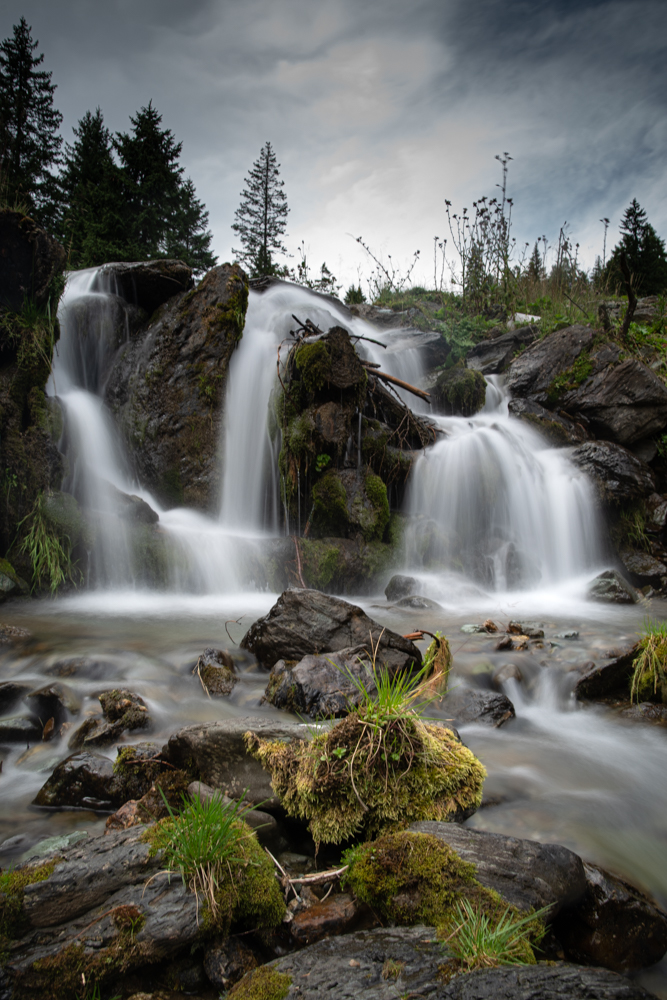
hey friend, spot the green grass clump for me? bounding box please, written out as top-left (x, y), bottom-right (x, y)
top-left (631, 619), bottom-right (667, 704)
top-left (143, 791), bottom-right (285, 933)
top-left (17, 492), bottom-right (81, 594)
top-left (226, 965), bottom-right (292, 1000)
top-left (447, 898), bottom-right (547, 971)
top-left (246, 652), bottom-right (485, 846)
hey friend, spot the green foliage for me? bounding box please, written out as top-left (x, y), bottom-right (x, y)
top-left (17, 492), bottom-right (80, 594)
top-left (364, 472), bottom-right (390, 540)
top-left (546, 351), bottom-right (592, 403)
top-left (0, 294), bottom-right (59, 380)
top-left (227, 966), bottom-right (292, 1000)
top-left (605, 200), bottom-right (667, 296)
top-left (232, 141), bottom-right (289, 276)
top-left (144, 790), bottom-right (285, 932)
top-left (315, 453), bottom-right (331, 472)
top-left (0, 858), bottom-right (60, 944)
top-left (0, 17), bottom-right (63, 220)
top-left (311, 470), bottom-right (348, 535)
top-left (246, 663), bottom-right (486, 846)
top-left (619, 507), bottom-right (650, 552)
top-left (631, 619), bottom-right (667, 704)
top-left (295, 340), bottom-right (331, 395)
top-left (447, 898), bottom-right (547, 971)
top-left (345, 284), bottom-right (366, 304)
top-left (435, 315), bottom-right (493, 367)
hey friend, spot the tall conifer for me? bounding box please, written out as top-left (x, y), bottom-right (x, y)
top-left (606, 199), bottom-right (667, 295)
top-left (232, 142), bottom-right (289, 276)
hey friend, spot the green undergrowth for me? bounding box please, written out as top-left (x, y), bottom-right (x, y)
top-left (447, 897), bottom-right (548, 972)
top-left (631, 619), bottom-right (667, 704)
top-left (17, 492), bottom-right (81, 594)
top-left (141, 792), bottom-right (285, 934)
top-left (546, 351), bottom-right (592, 404)
top-left (245, 668), bottom-right (485, 846)
top-left (226, 965), bottom-right (292, 1000)
top-left (0, 858), bottom-right (61, 946)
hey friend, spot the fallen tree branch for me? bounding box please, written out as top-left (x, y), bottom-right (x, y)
top-left (293, 536), bottom-right (306, 588)
top-left (369, 370), bottom-right (431, 403)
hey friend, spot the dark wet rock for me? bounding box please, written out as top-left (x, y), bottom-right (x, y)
top-left (0, 209), bottom-right (66, 315)
top-left (645, 493), bottom-right (667, 532)
top-left (440, 687), bottom-right (515, 727)
top-left (41, 488), bottom-right (89, 550)
top-left (0, 623), bottom-right (30, 645)
top-left (431, 366), bottom-right (486, 416)
top-left (311, 468), bottom-right (390, 542)
top-left (587, 570), bottom-right (640, 604)
top-left (508, 397), bottom-right (588, 445)
top-left (436, 963), bottom-right (655, 999)
top-left (574, 645), bottom-right (638, 701)
top-left (553, 862), bottom-right (667, 973)
top-left (194, 647), bottom-right (237, 696)
top-left (101, 481), bottom-right (159, 524)
top-left (409, 821), bottom-right (587, 917)
top-left (104, 799), bottom-right (145, 832)
top-left (44, 656), bottom-right (118, 679)
top-left (466, 325), bottom-right (539, 375)
top-left (385, 573), bottom-right (418, 601)
top-left (560, 357), bottom-right (667, 446)
top-left (203, 936), bottom-right (258, 990)
top-left (99, 688), bottom-right (150, 728)
top-left (105, 263), bottom-right (248, 511)
top-left (396, 594), bottom-right (443, 609)
top-left (0, 715), bottom-right (42, 743)
top-left (554, 631), bottom-right (579, 640)
top-left (241, 589), bottom-right (421, 672)
top-left (67, 714), bottom-right (108, 749)
top-left (0, 557), bottom-right (29, 600)
top-left (259, 924), bottom-right (447, 998)
top-left (33, 751), bottom-right (120, 810)
top-left (505, 324), bottom-right (594, 403)
top-left (571, 441), bottom-right (656, 505)
top-left (263, 533), bottom-right (404, 596)
top-left (265, 646), bottom-right (376, 719)
top-left (619, 702), bottom-right (667, 725)
top-left (94, 259), bottom-right (193, 313)
top-left (24, 682), bottom-right (80, 728)
top-left (290, 892), bottom-right (359, 944)
top-left (164, 716), bottom-right (319, 808)
top-left (0, 681), bottom-right (34, 715)
top-left (618, 548), bottom-right (667, 587)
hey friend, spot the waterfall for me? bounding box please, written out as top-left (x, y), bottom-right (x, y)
top-left (403, 375), bottom-right (604, 592)
top-left (50, 271), bottom-right (603, 598)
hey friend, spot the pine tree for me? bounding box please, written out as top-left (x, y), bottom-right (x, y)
top-left (114, 102), bottom-right (183, 259)
top-left (58, 108), bottom-right (127, 268)
top-left (0, 17), bottom-right (63, 221)
top-left (526, 242), bottom-right (544, 281)
top-left (232, 141), bottom-right (288, 276)
top-left (606, 199), bottom-right (667, 296)
top-left (165, 177), bottom-right (217, 275)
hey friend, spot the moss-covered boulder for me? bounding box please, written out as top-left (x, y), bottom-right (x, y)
top-left (311, 469), bottom-right (389, 541)
top-left (431, 365), bottom-right (486, 416)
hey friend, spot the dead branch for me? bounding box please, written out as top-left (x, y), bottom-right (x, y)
top-left (369, 370), bottom-right (431, 403)
top-left (293, 536), bottom-right (306, 588)
top-left (349, 333), bottom-right (388, 349)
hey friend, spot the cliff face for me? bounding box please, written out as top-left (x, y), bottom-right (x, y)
top-left (105, 263), bottom-right (248, 511)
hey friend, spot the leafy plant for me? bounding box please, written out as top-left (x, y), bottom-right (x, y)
top-left (630, 619), bottom-right (667, 704)
top-left (446, 898), bottom-right (548, 971)
top-left (315, 453), bottom-right (331, 473)
top-left (17, 493), bottom-right (80, 594)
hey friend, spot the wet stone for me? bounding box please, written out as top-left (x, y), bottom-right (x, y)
top-left (203, 937), bottom-right (259, 990)
top-left (24, 682), bottom-right (80, 728)
top-left (290, 892), bottom-right (359, 945)
top-left (0, 715), bottom-right (42, 743)
top-left (33, 751), bottom-right (119, 810)
top-left (384, 574), bottom-right (418, 601)
top-left (436, 963), bottom-right (656, 999)
top-left (619, 702), bottom-right (667, 725)
top-left (396, 595), bottom-right (444, 610)
top-left (588, 569), bottom-right (640, 604)
top-left (440, 688), bottom-right (515, 727)
top-left (0, 681), bottom-right (34, 715)
top-left (194, 647), bottom-right (237, 696)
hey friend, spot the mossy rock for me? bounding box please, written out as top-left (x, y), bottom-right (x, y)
top-left (0, 556), bottom-right (29, 598)
top-left (431, 366), bottom-right (486, 416)
top-left (227, 965), bottom-right (292, 1000)
top-left (41, 490), bottom-right (88, 548)
top-left (246, 712), bottom-right (485, 846)
top-left (0, 858), bottom-right (60, 946)
top-left (311, 469), bottom-right (390, 542)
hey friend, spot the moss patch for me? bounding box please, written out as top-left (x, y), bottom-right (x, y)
top-left (246, 714), bottom-right (485, 847)
top-left (432, 367), bottom-right (486, 416)
top-left (299, 539), bottom-right (342, 589)
top-left (295, 340), bottom-right (332, 395)
top-left (546, 351), bottom-right (593, 403)
top-left (364, 472), bottom-right (390, 540)
top-left (227, 965), bottom-right (292, 1000)
top-left (312, 470), bottom-right (349, 536)
top-left (0, 859), bottom-right (60, 945)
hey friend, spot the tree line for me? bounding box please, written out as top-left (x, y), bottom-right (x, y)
top-left (0, 17), bottom-right (216, 274)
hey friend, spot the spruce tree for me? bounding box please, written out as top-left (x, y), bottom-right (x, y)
top-left (114, 102), bottom-right (183, 259)
top-left (606, 199), bottom-right (667, 296)
top-left (0, 17), bottom-right (63, 221)
top-left (526, 242), bottom-right (543, 281)
top-left (165, 177), bottom-right (217, 275)
top-left (58, 108), bottom-right (127, 268)
top-left (232, 141), bottom-right (288, 276)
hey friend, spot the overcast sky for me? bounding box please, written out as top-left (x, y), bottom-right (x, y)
top-left (4, 0), bottom-right (666, 290)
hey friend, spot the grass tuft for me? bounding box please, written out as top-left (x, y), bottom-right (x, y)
top-left (446, 898), bottom-right (548, 971)
top-left (17, 492), bottom-right (81, 594)
top-left (631, 618), bottom-right (667, 704)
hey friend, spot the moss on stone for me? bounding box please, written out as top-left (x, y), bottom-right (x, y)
top-left (295, 340), bottom-right (332, 395)
top-left (312, 470), bottom-right (349, 537)
top-left (0, 859), bottom-right (60, 945)
top-left (299, 539), bottom-right (342, 589)
top-left (432, 367), bottom-right (486, 417)
top-left (227, 965), bottom-right (292, 1000)
top-left (246, 713), bottom-right (486, 847)
top-left (364, 472), bottom-right (390, 540)
top-left (546, 351), bottom-right (593, 404)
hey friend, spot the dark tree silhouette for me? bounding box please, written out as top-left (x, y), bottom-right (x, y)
top-left (232, 141), bottom-right (289, 276)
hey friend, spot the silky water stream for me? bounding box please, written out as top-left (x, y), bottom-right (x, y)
top-left (0, 273), bottom-right (666, 994)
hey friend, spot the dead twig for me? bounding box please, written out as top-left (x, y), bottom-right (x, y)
top-left (293, 536), bottom-right (306, 588)
top-left (225, 616), bottom-right (245, 644)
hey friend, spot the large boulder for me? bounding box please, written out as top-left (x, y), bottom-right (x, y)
top-left (587, 570), bottom-right (640, 605)
top-left (439, 687), bottom-right (515, 728)
top-left (431, 366), bottom-right (486, 416)
top-left (552, 862), bottom-right (667, 973)
top-left (570, 442), bottom-right (655, 505)
top-left (466, 325), bottom-right (538, 375)
top-left (93, 260), bottom-right (193, 314)
top-left (265, 646), bottom-right (380, 718)
top-left (240, 589), bottom-right (421, 671)
top-left (560, 357), bottom-right (667, 446)
top-left (437, 964), bottom-right (655, 999)
top-left (105, 263), bottom-right (248, 510)
top-left (505, 324), bottom-right (594, 402)
top-left (0, 209), bottom-right (66, 315)
top-left (408, 821), bottom-right (587, 917)
top-left (311, 469), bottom-right (390, 541)
top-left (574, 644), bottom-right (638, 700)
top-left (508, 397), bottom-right (588, 446)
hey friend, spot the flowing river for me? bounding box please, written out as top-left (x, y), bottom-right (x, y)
top-left (1, 272), bottom-right (666, 995)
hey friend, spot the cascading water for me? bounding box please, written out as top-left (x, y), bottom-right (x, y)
top-left (403, 375), bottom-right (604, 595)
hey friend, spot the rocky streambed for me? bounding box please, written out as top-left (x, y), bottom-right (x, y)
top-left (0, 587), bottom-right (666, 999)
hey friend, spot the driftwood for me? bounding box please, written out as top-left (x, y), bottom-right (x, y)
top-left (366, 368), bottom-right (431, 404)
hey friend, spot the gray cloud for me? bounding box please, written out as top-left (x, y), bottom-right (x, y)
top-left (2, 0), bottom-right (666, 284)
